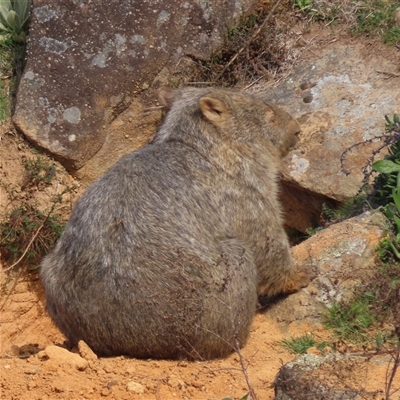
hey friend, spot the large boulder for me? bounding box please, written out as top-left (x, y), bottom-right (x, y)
top-left (260, 39), bottom-right (400, 231)
top-left (265, 211), bottom-right (387, 334)
top-left (274, 353), bottom-right (388, 400)
top-left (13, 0), bottom-right (256, 173)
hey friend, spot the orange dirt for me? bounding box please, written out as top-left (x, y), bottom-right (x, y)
top-left (1, 21), bottom-right (400, 400)
top-left (1, 266), bottom-right (397, 400)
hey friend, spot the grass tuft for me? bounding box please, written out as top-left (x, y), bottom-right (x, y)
top-left (280, 334), bottom-right (328, 354)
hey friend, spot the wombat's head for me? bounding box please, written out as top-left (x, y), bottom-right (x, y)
top-left (158, 87), bottom-right (300, 158)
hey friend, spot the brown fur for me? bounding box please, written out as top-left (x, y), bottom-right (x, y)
top-left (40, 87), bottom-right (310, 360)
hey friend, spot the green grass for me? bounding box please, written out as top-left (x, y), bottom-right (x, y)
top-left (280, 334), bottom-right (328, 354)
top-left (321, 195), bottom-right (367, 223)
top-left (323, 114), bottom-right (400, 356)
top-left (323, 293), bottom-right (376, 343)
top-left (0, 32), bottom-right (27, 121)
top-left (322, 277), bottom-right (397, 348)
top-left (293, 0), bottom-right (400, 45)
top-left (351, 0), bottom-right (400, 44)
top-left (0, 80), bottom-right (10, 120)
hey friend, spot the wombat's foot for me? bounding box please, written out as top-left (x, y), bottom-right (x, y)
top-left (259, 264), bottom-right (314, 298)
top-left (281, 269), bottom-right (312, 294)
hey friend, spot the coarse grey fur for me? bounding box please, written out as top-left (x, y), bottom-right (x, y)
top-left (40, 86), bottom-right (309, 360)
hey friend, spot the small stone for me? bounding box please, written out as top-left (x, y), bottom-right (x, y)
top-left (126, 381), bottom-right (145, 394)
top-left (24, 367), bottom-right (40, 374)
top-left (78, 340), bottom-right (98, 361)
top-left (306, 346), bottom-right (321, 355)
top-left (125, 365), bottom-right (136, 375)
top-left (103, 364), bottom-right (113, 374)
top-left (42, 345), bottom-right (88, 371)
top-left (27, 381), bottom-right (38, 390)
top-left (189, 380), bottom-right (205, 389)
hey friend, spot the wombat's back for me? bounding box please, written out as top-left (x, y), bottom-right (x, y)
top-left (41, 86), bottom-right (304, 360)
top-left (41, 140), bottom-right (258, 359)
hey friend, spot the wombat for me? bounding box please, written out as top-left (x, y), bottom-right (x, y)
top-left (40, 86), bottom-right (309, 360)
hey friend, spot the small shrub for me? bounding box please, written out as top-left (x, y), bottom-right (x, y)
top-left (0, 158), bottom-right (75, 271)
top-left (22, 156), bottom-right (56, 188)
top-left (186, 5), bottom-right (289, 87)
top-left (368, 114), bottom-right (400, 257)
top-left (0, 0), bottom-right (31, 120)
top-left (305, 226), bottom-right (323, 237)
top-left (321, 195), bottom-right (367, 224)
top-left (0, 204), bottom-right (65, 270)
top-left (280, 334), bottom-right (328, 354)
top-left (0, 0), bottom-right (32, 42)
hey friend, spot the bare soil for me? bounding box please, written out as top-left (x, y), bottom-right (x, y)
top-left (1, 21), bottom-right (399, 400)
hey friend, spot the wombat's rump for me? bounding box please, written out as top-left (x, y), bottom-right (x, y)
top-left (40, 87), bottom-right (309, 360)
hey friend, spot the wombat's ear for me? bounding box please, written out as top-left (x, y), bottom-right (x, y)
top-left (158, 87), bottom-right (178, 109)
top-left (199, 96), bottom-right (228, 125)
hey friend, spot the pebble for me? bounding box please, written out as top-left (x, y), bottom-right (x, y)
top-left (126, 381), bottom-right (145, 394)
top-left (78, 340), bottom-right (98, 361)
top-left (38, 345), bottom-right (88, 371)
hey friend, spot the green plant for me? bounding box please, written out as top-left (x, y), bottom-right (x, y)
top-left (187, 4), bottom-right (289, 87)
top-left (291, 0), bottom-right (346, 26)
top-left (370, 114), bottom-right (400, 257)
top-left (0, 22), bottom-right (28, 120)
top-left (305, 226), bottom-right (323, 237)
top-left (293, 0), bottom-right (312, 12)
top-left (23, 156), bottom-right (56, 187)
top-left (0, 79), bottom-right (9, 120)
top-left (323, 292), bottom-right (377, 343)
top-left (0, 0), bottom-right (31, 42)
top-left (321, 194), bottom-right (366, 223)
top-left (339, 112), bottom-right (400, 397)
top-left (280, 334), bottom-right (328, 354)
top-left (222, 395), bottom-right (249, 400)
top-left (0, 203), bottom-right (65, 270)
top-left (349, 0), bottom-right (400, 44)
top-left (376, 236), bottom-right (397, 262)
top-left (227, 12), bottom-right (260, 41)
top-left (383, 25), bottom-right (400, 44)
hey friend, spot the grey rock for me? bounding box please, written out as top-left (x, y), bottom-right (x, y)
top-left (266, 211), bottom-right (387, 333)
top-left (14, 0), bottom-right (256, 170)
top-left (274, 354), bottom-right (382, 399)
top-left (259, 43), bottom-right (400, 231)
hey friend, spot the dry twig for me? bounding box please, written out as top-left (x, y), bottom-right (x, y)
top-left (215, 0), bottom-right (284, 82)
